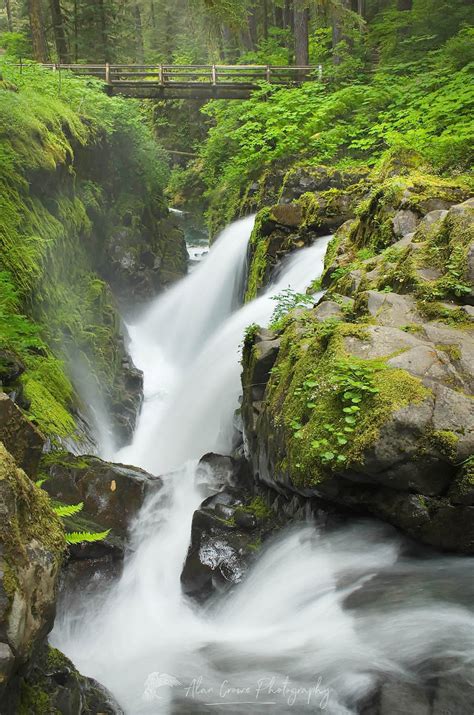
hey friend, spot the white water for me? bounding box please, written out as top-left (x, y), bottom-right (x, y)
top-left (53, 216), bottom-right (474, 714)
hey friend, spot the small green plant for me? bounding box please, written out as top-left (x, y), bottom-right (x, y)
top-left (63, 530), bottom-right (111, 545)
top-left (269, 288), bottom-right (314, 329)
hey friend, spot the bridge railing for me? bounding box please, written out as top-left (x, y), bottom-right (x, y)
top-left (39, 63), bottom-right (322, 86)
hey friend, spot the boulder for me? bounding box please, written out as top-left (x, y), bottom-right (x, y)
top-left (2, 644), bottom-right (124, 714)
top-left (0, 442), bottom-right (65, 699)
top-left (0, 393), bottom-right (45, 479)
top-left (181, 456), bottom-right (281, 602)
top-left (392, 209), bottom-right (420, 237)
top-left (313, 300), bottom-right (344, 322)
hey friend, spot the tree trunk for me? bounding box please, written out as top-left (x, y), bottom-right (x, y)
top-left (397, 0), bottom-right (413, 9)
top-left (4, 0), bottom-right (13, 31)
top-left (274, 4), bottom-right (284, 29)
top-left (28, 0), bottom-right (48, 62)
top-left (97, 0), bottom-right (110, 62)
top-left (357, 0), bottom-right (364, 18)
top-left (263, 0), bottom-right (269, 40)
top-left (50, 0), bottom-right (70, 62)
top-left (247, 3), bottom-right (258, 51)
top-left (293, 1), bottom-right (309, 67)
top-left (73, 0), bottom-right (78, 61)
top-left (332, 0), bottom-right (351, 64)
top-left (133, 3), bottom-right (144, 62)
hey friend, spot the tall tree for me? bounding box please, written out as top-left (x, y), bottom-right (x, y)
top-left (50, 0), bottom-right (70, 62)
top-left (4, 0), bottom-right (13, 31)
top-left (397, 0), bottom-right (412, 9)
top-left (332, 0), bottom-right (351, 64)
top-left (97, 0), bottom-right (110, 62)
top-left (133, 3), bottom-right (144, 62)
top-left (28, 0), bottom-right (48, 61)
top-left (293, 0), bottom-right (309, 66)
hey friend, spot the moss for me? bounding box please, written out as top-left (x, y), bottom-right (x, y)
top-left (245, 229), bottom-right (269, 302)
top-left (416, 300), bottom-right (470, 326)
top-left (430, 430), bottom-right (459, 460)
top-left (18, 682), bottom-right (57, 715)
top-left (436, 343), bottom-right (462, 361)
top-left (46, 646), bottom-right (71, 671)
top-left (239, 496), bottom-right (272, 520)
top-left (0, 442), bottom-right (65, 598)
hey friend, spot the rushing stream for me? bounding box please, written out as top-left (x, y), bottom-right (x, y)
top-left (53, 216), bottom-right (474, 714)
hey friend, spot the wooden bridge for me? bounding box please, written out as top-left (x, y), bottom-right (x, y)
top-left (43, 63), bottom-right (321, 99)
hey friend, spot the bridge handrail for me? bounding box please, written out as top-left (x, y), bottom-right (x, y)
top-left (38, 63), bottom-right (320, 84)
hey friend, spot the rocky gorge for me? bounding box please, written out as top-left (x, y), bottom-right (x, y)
top-left (1, 140), bottom-right (473, 712)
top-left (1, 67), bottom-right (473, 715)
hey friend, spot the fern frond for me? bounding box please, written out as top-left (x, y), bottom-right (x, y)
top-left (65, 529), bottom-right (111, 544)
top-left (35, 478), bottom-right (47, 488)
top-left (53, 502), bottom-right (84, 518)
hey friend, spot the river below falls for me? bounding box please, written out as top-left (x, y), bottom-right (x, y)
top-left (52, 215), bottom-right (474, 714)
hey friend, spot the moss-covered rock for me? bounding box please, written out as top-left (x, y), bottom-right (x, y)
top-left (242, 305), bottom-right (474, 551)
top-left (0, 442), bottom-right (65, 699)
top-left (7, 644), bottom-right (123, 714)
top-left (0, 393), bottom-right (45, 479)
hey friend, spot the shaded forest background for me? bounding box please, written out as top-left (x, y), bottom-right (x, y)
top-left (0, 0), bottom-right (473, 231)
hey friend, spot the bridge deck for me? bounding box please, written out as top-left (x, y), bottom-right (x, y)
top-left (41, 63), bottom-right (321, 99)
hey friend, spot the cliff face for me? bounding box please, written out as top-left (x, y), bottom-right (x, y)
top-left (241, 157), bottom-right (474, 553)
top-left (0, 71), bottom-right (187, 449)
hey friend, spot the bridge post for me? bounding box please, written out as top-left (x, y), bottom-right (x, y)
top-left (266, 65), bottom-right (271, 82)
top-left (159, 64), bottom-right (163, 85)
top-left (105, 62), bottom-right (111, 84)
top-left (211, 64), bottom-right (217, 86)
top-left (318, 64), bottom-right (323, 82)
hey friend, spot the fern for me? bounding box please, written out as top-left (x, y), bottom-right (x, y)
top-left (53, 501), bottom-right (84, 518)
top-left (65, 530), bottom-right (111, 544)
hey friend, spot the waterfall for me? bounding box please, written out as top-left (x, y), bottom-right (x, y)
top-left (53, 216), bottom-right (474, 715)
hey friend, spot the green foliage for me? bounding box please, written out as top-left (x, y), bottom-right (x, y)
top-left (184, 6), bottom-right (473, 231)
top-left (53, 502), bottom-right (84, 518)
top-left (51, 500), bottom-right (111, 544)
top-left (65, 530), bottom-right (111, 545)
top-left (0, 32), bottom-right (31, 58)
top-left (269, 288), bottom-right (314, 329)
top-left (0, 60), bottom-right (170, 438)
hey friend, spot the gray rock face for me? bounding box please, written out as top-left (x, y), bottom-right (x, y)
top-left (0, 393), bottom-right (44, 479)
top-left (363, 290), bottom-right (422, 328)
top-left (101, 213), bottom-right (188, 310)
top-left (392, 209), bottom-right (420, 237)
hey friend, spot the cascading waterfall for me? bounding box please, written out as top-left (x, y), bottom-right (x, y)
top-left (53, 216), bottom-right (474, 715)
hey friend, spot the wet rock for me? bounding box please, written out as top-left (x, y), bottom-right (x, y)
top-left (181, 456), bottom-right (282, 602)
top-left (378, 681), bottom-right (431, 715)
top-left (0, 393), bottom-right (45, 479)
top-left (42, 453), bottom-right (162, 560)
top-left (270, 203), bottom-right (303, 228)
top-left (101, 213), bottom-right (188, 309)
